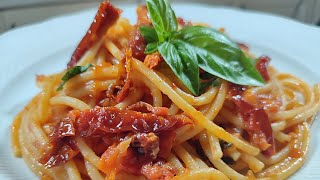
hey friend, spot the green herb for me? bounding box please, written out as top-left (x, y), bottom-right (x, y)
top-left (142, 0), bottom-right (265, 95)
top-left (56, 64), bottom-right (93, 91)
top-left (158, 40), bottom-right (199, 95)
top-left (199, 78), bottom-right (220, 94)
top-left (145, 42), bottom-right (158, 54)
top-left (175, 26), bottom-right (265, 87)
top-left (146, 0), bottom-right (177, 41)
top-left (139, 26), bottom-right (158, 43)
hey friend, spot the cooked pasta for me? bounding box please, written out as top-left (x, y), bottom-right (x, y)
top-left (11, 1), bottom-right (320, 180)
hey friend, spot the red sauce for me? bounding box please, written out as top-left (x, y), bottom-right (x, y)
top-left (229, 84), bottom-right (275, 156)
top-left (289, 132), bottom-right (303, 158)
top-left (42, 106), bottom-right (192, 168)
top-left (256, 56), bottom-right (271, 81)
top-left (177, 17), bottom-right (186, 26)
top-left (127, 101), bottom-right (169, 116)
top-left (117, 148), bottom-right (176, 179)
top-left (67, 2), bottom-right (121, 68)
top-left (144, 52), bottom-right (163, 69)
top-left (136, 5), bottom-right (151, 25)
top-left (116, 50), bottom-right (132, 102)
top-left (129, 28), bottom-right (147, 60)
top-left (128, 5), bottom-right (152, 61)
top-left (75, 107), bottom-right (191, 136)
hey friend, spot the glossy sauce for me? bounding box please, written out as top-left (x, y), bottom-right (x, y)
top-left (67, 2), bottom-right (121, 68)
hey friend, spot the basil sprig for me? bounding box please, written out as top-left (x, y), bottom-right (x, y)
top-left (140, 0), bottom-right (265, 95)
top-left (57, 64), bottom-right (93, 91)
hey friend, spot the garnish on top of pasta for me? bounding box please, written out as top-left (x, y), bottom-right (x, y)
top-left (11, 0), bottom-right (320, 179)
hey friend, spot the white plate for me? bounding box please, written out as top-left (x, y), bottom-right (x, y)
top-left (0, 3), bottom-right (320, 180)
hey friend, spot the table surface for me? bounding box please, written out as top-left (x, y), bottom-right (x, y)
top-left (0, 0), bottom-right (319, 34)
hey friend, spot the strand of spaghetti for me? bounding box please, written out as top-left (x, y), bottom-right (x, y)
top-left (50, 96), bottom-right (90, 110)
top-left (167, 153), bottom-right (185, 175)
top-left (273, 80), bottom-right (314, 121)
top-left (96, 49), bottom-right (107, 66)
top-left (20, 140), bottom-right (67, 179)
top-left (115, 173), bottom-right (145, 180)
top-left (11, 110), bottom-right (23, 157)
top-left (106, 18), bottom-right (133, 43)
top-left (174, 168), bottom-right (229, 180)
top-left (249, 81), bottom-right (272, 94)
top-left (257, 123), bottom-right (309, 179)
top-left (271, 121), bottom-right (286, 131)
top-left (19, 96), bottom-right (68, 179)
top-left (283, 79), bottom-right (311, 103)
top-left (20, 113), bottom-right (50, 177)
top-left (73, 159), bottom-right (89, 177)
top-left (168, 103), bottom-right (180, 115)
top-left (198, 130), bottom-right (247, 180)
top-left (66, 65), bottom-right (119, 88)
top-left (226, 148), bottom-right (241, 161)
top-left (198, 131), bottom-right (222, 160)
top-left (84, 160), bottom-right (104, 180)
top-left (176, 82), bottom-right (228, 144)
top-left (105, 39), bottom-right (122, 61)
top-left (175, 124), bottom-right (193, 139)
top-left (182, 142), bottom-right (214, 168)
top-left (206, 131), bottom-right (223, 160)
top-left (247, 170), bottom-right (257, 179)
top-left (173, 145), bottom-right (199, 170)
top-left (31, 114), bottom-right (50, 146)
top-left (67, 80), bottom-right (116, 98)
top-left (274, 131), bottom-right (291, 143)
top-left (157, 71), bottom-right (219, 106)
top-left (76, 137), bottom-right (100, 166)
top-left (257, 145), bottom-right (290, 165)
top-left (133, 71), bottom-right (163, 107)
top-left (193, 157), bottom-right (209, 168)
top-left (76, 38), bottom-right (104, 67)
top-left (176, 126), bottom-right (203, 144)
top-left (277, 73), bottom-right (312, 100)
top-left (240, 153), bottom-right (265, 173)
top-left (271, 68), bottom-right (287, 110)
top-left (286, 85), bottom-right (320, 127)
top-left (198, 103), bottom-right (211, 114)
top-left (204, 81), bottom-right (227, 120)
top-left (229, 160), bottom-right (247, 172)
top-left (103, 138), bottom-right (132, 179)
top-left (133, 59), bottom-right (260, 155)
top-left (117, 36), bottom-right (129, 48)
top-left (175, 85), bottom-right (219, 106)
top-left (38, 75), bottom-right (58, 123)
top-left (114, 88), bottom-right (143, 110)
top-left (219, 108), bottom-right (243, 128)
top-left (181, 142), bottom-right (198, 156)
top-left (88, 80), bottom-right (116, 91)
top-left (65, 160), bottom-right (82, 180)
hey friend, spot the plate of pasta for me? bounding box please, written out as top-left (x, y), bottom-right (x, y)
top-left (0, 0), bottom-right (320, 179)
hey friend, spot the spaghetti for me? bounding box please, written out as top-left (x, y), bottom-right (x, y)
top-left (11, 1), bottom-right (320, 180)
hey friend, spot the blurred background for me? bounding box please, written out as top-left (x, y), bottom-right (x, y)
top-left (0, 0), bottom-right (319, 34)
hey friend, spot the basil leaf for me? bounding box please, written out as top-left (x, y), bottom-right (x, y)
top-left (175, 26), bottom-right (265, 86)
top-left (146, 0), bottom-right (178, 42)
top-left (158, 40), bottom-right (200, 95)
top-left (57, 64), bottom-right (93, 91)
top-left (145, 42), bottom-right (158, 54)
top-left (139, 26), bottom-right (158, 43)
top-left (200, 78), bottom-right (220, 94)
